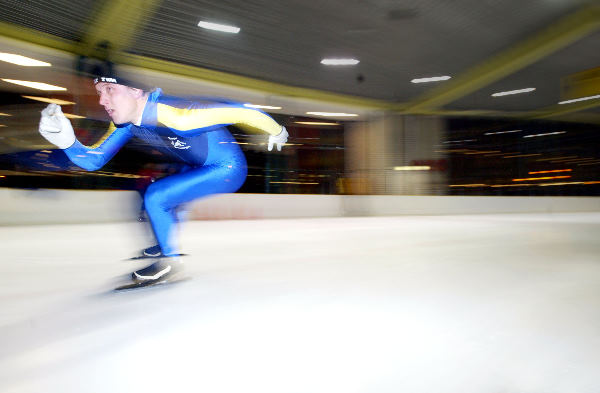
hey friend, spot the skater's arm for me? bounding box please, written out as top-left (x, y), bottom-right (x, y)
top-left (64, 122), bottom-right (133, 171)
top-left (39, 104), bottom-right (133, 171)
top-left (156, 103), bottom-right (284, 136)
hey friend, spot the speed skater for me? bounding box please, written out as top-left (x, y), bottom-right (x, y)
top-left (38, 73), bottom-right (288, 284)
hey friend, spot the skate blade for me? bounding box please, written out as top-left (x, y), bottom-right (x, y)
top-left (126, 253), bottom-right (188, 261)
top-left (113, 276), bottom-right (190, 292)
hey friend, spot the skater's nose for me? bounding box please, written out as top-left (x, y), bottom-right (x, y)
top-left (98, 92), bottom-right (109, 106)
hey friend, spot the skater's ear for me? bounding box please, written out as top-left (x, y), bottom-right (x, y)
top-left (128, 87), bottom-right (145, 99)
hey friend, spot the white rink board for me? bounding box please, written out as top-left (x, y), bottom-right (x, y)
top-left (1, 188), bottom-right (600, 225)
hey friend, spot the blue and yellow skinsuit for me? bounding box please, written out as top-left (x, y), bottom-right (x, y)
top-left (63, 88), bottom-right (282, 256)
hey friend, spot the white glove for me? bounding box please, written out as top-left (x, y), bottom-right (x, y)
top-left (267, 126), bottom-right (288, 151)
top-left (39, 104), bottom-right (76, 149)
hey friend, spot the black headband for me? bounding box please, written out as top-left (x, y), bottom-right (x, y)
top-left (93, 75), bottom-right (148, 91)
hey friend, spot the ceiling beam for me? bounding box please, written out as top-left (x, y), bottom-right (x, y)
top-left (530, 100), bottom-right (600, 120)
top-left (403, 4), bottom-right (600, 113)
top-left (0, 22), bottom-right (77, 54)
top-left (80, 0), bottom-right (163, 56)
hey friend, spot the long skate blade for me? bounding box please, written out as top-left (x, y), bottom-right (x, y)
top-left (125, 253), bottom-right (188, 261)
top-left (113, 276), bottom-right (190, 292)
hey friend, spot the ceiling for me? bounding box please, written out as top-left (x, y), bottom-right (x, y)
top-left (0, 0), bottom-right (599, 121)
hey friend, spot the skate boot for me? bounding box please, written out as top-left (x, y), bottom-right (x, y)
top-left (130, 245), bottom-right (187, 260)
top-left (131, 257), bottom-right (182, 283)
top-left (141, 244), bottom-right (163, 258)
top-left (129, 245), bottom-right (163, 260)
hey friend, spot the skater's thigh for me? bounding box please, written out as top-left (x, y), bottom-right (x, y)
top-left (144, 162), bottom-right (247, 209)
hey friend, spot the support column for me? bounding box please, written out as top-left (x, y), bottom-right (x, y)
top-left (345, 113), bottom-right (447, 195)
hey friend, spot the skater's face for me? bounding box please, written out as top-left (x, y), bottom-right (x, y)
top-left (96, 82), bottom-right (144, 125)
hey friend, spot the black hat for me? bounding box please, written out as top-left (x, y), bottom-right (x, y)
top-left (93, 75), bottom-right (149, 91)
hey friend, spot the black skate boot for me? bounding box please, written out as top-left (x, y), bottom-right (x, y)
top-left (131, 257), bottom-right (182, 283)
top-left (141, 245), bottom-right (163, 258)
top-left (128, 245), bottom-right (163, 260)
top-left (129, 245), bottom-right (187, 260)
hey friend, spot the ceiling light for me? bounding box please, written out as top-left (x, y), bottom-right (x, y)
top-left (513, 175), bottom-right (571, 182)
top-left (198, 21), bottom-right (240, 33)
top-left (529, 169), bottom-right (572, 174)
top-left (3, 79), bottom-right (66, 91)
top-left (523, 131), bottom-right (566, 138)
top-left (393, 166), bottom-right (431, 171)
top-left (491, 88), bottom-right (535, 97)
top-left (558, 94), bottom-right (600, 105)
top-left (502, 153), bottom-right (542, 158)
top-left (0, 53), bottom-right (51, 66)
top-left (22, 96), bottom-right (75, 105)
top-left (443, 139), bottom-right (476, 144)
top-left (294, 121), bottom-right (340, 126)
top-left (0, 112), bottom-right (11, 116)
top-left (484, 129), bottom-right (522, 135)
top-left (411, 76), bottom-right (451, 83)
top-left (321, 58), bottom-right (360, 66)
top-left (243, 104), bottom-right (282, 110)
top-left (306, 112), bottom-right (358, 117)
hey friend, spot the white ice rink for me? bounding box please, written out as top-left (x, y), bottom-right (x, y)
top-left (1, 213), bottom-right (600, 393)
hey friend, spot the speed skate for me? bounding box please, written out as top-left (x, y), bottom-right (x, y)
top-left (113, 274), bottom-right (190, 292)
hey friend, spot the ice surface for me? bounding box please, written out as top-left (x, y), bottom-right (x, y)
top-left (1, 213), bottom-right (600, 393)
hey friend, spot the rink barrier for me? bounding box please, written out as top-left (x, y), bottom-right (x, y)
top-left (1, 188), bottom-right (600, 225)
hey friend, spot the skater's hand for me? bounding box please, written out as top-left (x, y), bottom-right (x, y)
top-left (267, 126), bottom-right (288, 151)
top-left (39, 104), bottom-right (76, 149)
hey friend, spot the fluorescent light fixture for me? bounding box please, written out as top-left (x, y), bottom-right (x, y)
top-left (270, 181), bottom-right (319, 185)
top-left (558, 94), bottom-right (600, 105)
top-left (22, 96), bottom-right (75, 105)
top-left (443, 139), bottom-right (476, 144)
top-left (449, 184), bottom-right (487, 187)
top-left (295, 121), bottom-right (340, 126)
top-left (306, 112), bottom-right (358, 117)
top-left (198, 21), bottom-right (240, 33)
top-left (513, 175), bottom-right (571, 182)
top-left (523, 131), bottom-right (566, 138)
top-left (393, 166), bottom-right (431, 171)
top-left (529, 169), bottom-right (572, 175)
top-left (411, 76), bottom-right (451, 83)
top-left (321, 58), bottom-right (359, 66)
top-left (0, 53), bottom-right (51, 66)
top-left (491, 88), bottom-right (535, 97)
top-left (484, 129), bottom-right (522, 135)
top-left (2, 79), bottom-right (66, 91)
top-left (0, 112), bottom-right (11, 116)
top-left (502, 153), bottom-right (542, 158)
top-left (243, 104), bottom-right (282, 110)
top-left (463, 150), bottom-right (501, 155)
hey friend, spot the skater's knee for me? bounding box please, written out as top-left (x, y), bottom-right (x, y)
top-left (144, 182), bottom-right (168, 210)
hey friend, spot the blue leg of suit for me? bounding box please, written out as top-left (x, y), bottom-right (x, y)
top-left (144, 153), bottom-right (247, 256)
